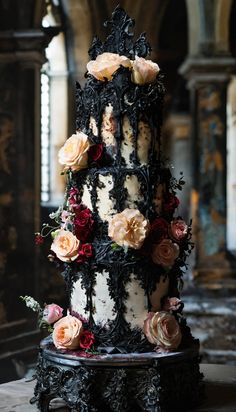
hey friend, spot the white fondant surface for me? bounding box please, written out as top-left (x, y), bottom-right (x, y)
top-left (121, 116), bottom-right (134, 166)
top-left (101, 104), bottom-right (116, 146)
top-left (124, 274), bottom-right (148, 328)
top-left (89, 116), bottom-right (98, 136)
top-left (92, 270), bottom-right (116, 324)
top-left (81, 179), bottom-right (93, 210)
top-left (149, 275), bottom-right (170, 312)
top-left (137, 121), bottom-right (151, 164)
top-left (96, 174), bottom-right (115, 221)
top-left (124, 174), bottom-right (142, 208)
top-left (71, 278), bottom-right (88, 319)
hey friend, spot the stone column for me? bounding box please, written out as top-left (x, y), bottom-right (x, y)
top-left (179, 0), bottom-right (236, 289)
top-left (0, 26), bottom-right (56, 364)
top-left (180, 58), bottom-right (236, 287)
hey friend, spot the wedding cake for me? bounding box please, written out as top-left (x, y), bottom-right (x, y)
top-left (44, 6), bottom-right (195, 355)
top-left (30, 7), bottom-right (203, 411)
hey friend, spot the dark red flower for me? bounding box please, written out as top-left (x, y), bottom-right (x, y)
top-left (74, 208), bottom-right (94, 241)
top-left (35, 233), bottom-right (44, 245)
top-left (68, 187), bottom-right (80, 206)
top-left (77, 243), bottom-right (93, 263)
top-left (163, 193), bottom-right (180, 215)
top-left (141, 217), bottom-right (168, 256)
top-left (81, 243), bottom-right (93, 257)
top-left (150, 217), bottom-right (169, 243)
top-left (79, 330), bottom-right (95, 350)
top-left (88, 144), bottom-right (103, 162)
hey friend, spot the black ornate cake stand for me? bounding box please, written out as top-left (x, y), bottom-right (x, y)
top-left (31, 338), bottom-right (204, 412)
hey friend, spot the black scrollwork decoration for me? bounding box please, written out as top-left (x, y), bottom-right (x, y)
top-left (32, 344), bottom-right (204, 412)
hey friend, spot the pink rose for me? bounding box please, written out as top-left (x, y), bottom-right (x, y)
top-left (170, 219), bottom-right (188, 241)
top-left (151, 239), bottom-right (179, 267)
top-left (87, 52), bottom-right (131, 81)
top-left (108, 208), bottom-right (150, 249)
top-left (52, 314), bottom-right (83, 350)
top-left (51, 229), bottom-right (80, 262)
top-left (162, 297), bottom-right (182, 312)
top-left (42, 304), bottom-right (63, 324)
top-left (131, 56), bottom-right (160, 85)
top-left (143, 311), bottom-right (182, 351)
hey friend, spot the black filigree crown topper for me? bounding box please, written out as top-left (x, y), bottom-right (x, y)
top-left (88, 5), bottom-right (152, 60)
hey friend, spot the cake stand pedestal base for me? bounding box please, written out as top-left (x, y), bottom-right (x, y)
top-left (32, 338), bottom-right (204, 412)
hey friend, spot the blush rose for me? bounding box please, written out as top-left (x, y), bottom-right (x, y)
top-left (108, 208), bottom-right (150, 249)
top-left (151, 239), bottom-right (179, 267)
top-left (143, 311), bottom-right (182, 351)
top-left (42, 303), bottom-right (63, 324)
top-left (170, 219), bottom-right (188, 241)
top-left (131, 56), bottom-right (160, 85)
top-left (87, 52), bottom-right (131, 81)
top-left (58, 132), bottom-right (90, 171)
top-left (53, 314), bottom-right (83, 350)
top-left (51, 229), bottom-right (80, 262)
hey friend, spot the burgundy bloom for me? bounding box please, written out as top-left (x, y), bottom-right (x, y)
top-left (141, 217), bottom-right (168, 256)
top-left (150, 217), bottom-right (168, 243)
top-left (163, 193), bottom-right (180, 215)
top-left (79, 330), bottom-right (95, 350)
top-left (88, 144), bottom-right (103, 162)
top-left (68, 187), bottom-right (80, 206)
top-left (35, 233), bottom-right (44, 245)
top-left (74, 208), bottom-right (94, 241)
top-left (77, 243), bottom-right (93, 263)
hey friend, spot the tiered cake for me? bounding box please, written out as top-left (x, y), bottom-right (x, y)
top-left (48, 6), bottom-right (194, 354)
top-left (33, 7), bottom-right (203, 411)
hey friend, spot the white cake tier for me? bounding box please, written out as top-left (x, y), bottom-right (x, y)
top-left (81, 171), bottom-right (163, 221)
top-left (89, 104), bottom-right (156, 166)
top-left (71, 274), bottom-right (169, 329)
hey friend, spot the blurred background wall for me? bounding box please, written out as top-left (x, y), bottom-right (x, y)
top-left (0, 0), bottom-right (236, 383)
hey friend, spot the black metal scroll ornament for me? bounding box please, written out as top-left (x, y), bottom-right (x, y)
top-left (32, 340), bottom-right (204, 412)
top-left (88, 5), bottom-right (151, 59)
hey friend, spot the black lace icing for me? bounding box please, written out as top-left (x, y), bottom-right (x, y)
top-left (61, 6), bottom-right (191, 353)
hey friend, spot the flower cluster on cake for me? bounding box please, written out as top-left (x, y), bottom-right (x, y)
top-left (25, 6), bottom-right (197, 356)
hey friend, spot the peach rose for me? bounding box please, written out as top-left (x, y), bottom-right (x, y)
top-left (51, 229), bottom-right (80, 262)
top-left (131, 56), bottom-right (160, 85)
top-left (87, 52), bottom-right (131, 81)
top-left (42, 303), bottom-right (63, 324)
top-left (58, 132), bottom-right (90, 171)
top-left (170, 219), bottom-right (188, 241)
top-left (52, 314), bottom-right (83, 350)
top-left (108, 208), bottom-right (150, 249)
top-left (143, 311), bottom-right (182, 351)
top-left (151, 239), bottom-right (179, 267)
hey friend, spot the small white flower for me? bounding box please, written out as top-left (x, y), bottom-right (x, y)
top-left (21, 296), bottom-right (41, 312)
